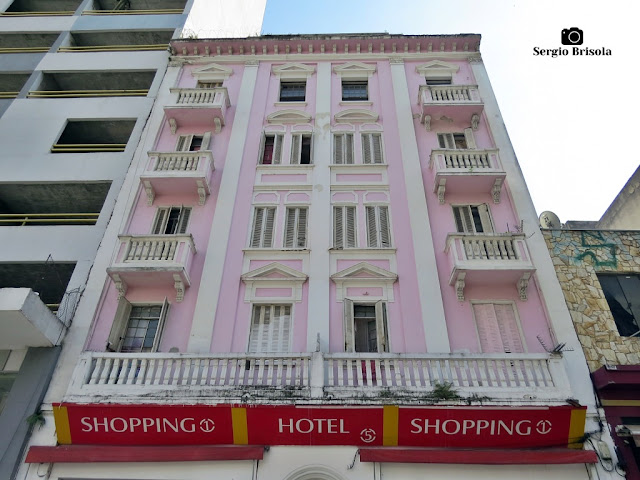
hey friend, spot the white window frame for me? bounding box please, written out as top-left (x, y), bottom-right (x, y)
top-left (333, 205), bottom-right (357, 249)
top-left (259, 133), bottom-right (284, 165)
top-left (279, 80), bottom-right (306, 102)
top-left (290, 133), bottom-right (313, 165)
top-left (247, 303), bottom-right (293, 353)
top-left (175, 132), bottom-right (211, 152)
top-left (343, 299), bottom-right (389, 353)
top-left (471, 301), bottom-right (527, 354)
top-left (283, 206), bottom-right (308, 249)
top-left (365, 205), bottom-right (392, 248)
top-left (333, 132), bottom-right (354, 165)
top-left (341, 80), bottom-right (369, 101)
top-left (437, 129), bottom-right (476, 150)
top-left (361, 132), bottom-right (384, 164)
top-left (452, 204), bottom-right (493, 234)
top-left (249, 206), bottom-right (277, 248)
top-left (107, 297), bottom-right (170, 353)
top-left (152, 206), bottom-right (192, 235)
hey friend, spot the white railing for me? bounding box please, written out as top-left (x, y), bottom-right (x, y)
top-left (113, 235), bottom-right (195, 267)
top-left (431, 149), bottom-right (501, 171)
top-left (147, 151), bottom-right (213, 172)
top-left (169, 87), bottom-right (229, 109)
top-left (446, 233), bottom-right (532, 263)
top-left (67, 351), bottom-right (570, 402)
top-left (420, 84), bottom-right (481, 104)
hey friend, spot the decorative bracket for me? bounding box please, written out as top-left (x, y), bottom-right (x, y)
top-left (423, 115), bottom-right (431, 131)
top-left (196, 180), bottom-right (207, 206)
top-left (492, 178), bottom-right (503, 204)
top-left (518, 272), bottom-right (531, 301)
top-left (174, 274), bottom-right (185, 302)
top-left (455, 272), bottom-right (466, 302)
top-left (169, 118), bottom-right (177, 135)
top-left (112, 274), bottom-right (127, 300)
top-left (213, 117), bottom-right (222, 134)
top-left (437, 179), bottom-right (446, 205)
top-left (471, 113), bottom-right (480, 131)
top-left (143, 180), bottom-right (155, 206)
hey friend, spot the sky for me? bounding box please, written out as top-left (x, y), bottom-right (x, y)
top-left (191, 0), bottom-right (640, 223)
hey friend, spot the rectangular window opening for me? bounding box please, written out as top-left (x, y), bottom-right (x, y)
top-left (279, 81), bottom-right (306, 102)
top-left (597, 274), bottom-right (640, 337)
top-left (342, 80), bottom-right (368, 101)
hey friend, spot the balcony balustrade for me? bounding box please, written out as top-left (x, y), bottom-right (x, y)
top-left (107, 234), bottom-right (196, 302)
top-left (445, 233), bottom-right (536, 301)
top-left (66, 351), bottom-right (570, 404)
top-left (164, 87), bottom-right (229, 133)
top-left (430, 149), bottom-right (506, 204)
top-left (419, 84), bottom-right (483, 130)
top-left (140, 150), bottom-right (214, 205)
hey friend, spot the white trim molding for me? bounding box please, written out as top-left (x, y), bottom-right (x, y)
top-left (271, 62), bottom-right (316, 79)
top-left (332, 61), bottom-right (376, 78)
top-left (267, 109), bottom-right (313, 125)
top-left (331, 261), bottom-right (398, 302)
top-left (191, 63), bottom-right (233, 82)
top-left (334, 109), bottom-right (379, 124)
top-left (241, 262), bottom-right (308, 303)
top-left (416, 60), bottom-right (460, 78)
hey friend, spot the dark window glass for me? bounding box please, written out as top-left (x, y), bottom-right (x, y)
top-left (279, 82), bottom-right (306, 102)
top-left (598, 274), bottom-right (640, 336)
top-left (426, 77), bottom-right (452, 86)
top-left (342, 81), bottom-right (368, 101)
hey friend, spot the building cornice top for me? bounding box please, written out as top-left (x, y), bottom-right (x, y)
top-left (170, 33), bottom-right (481, 59)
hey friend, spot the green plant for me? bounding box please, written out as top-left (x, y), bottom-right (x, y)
top-left (26, 410), bottom-right (45, 427)
top-left (427, 382), bottom-right (462, 402)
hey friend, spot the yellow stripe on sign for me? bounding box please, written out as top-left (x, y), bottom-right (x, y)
top-left (232, 407), bottom-right (248, 445)
top-left (568, 408), bottom-right (587, 449)
top-left (383, 405), bottom-right (399, 446)
top-left (53, 405), bottom-right (72, 445)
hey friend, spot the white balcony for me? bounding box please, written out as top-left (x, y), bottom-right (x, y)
top-left (66, 351), bottom-right (570, 404)
top-left (445, 233), bottom-right (536, 301)
top-left (164, 87), bottom-right (230, 133)
top-left (419, 85), bottom-right (483, 130)
top-left (430, 149), bottom-right (506, 204)
top-left (107, 234), bottom-right (196, 302)
top-left (140, 151), bottom-right (214, 206)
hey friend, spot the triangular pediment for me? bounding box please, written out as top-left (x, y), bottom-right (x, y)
top-left (333, 61), bottom-right (376, 77)
top-left (242, 262), bottom-right (308, 282)
top-left (334, 109), bottom-right (379, 124)
top-left (331, 262), bottom-right (398, 282)
top-left (416, 60), bottom-right (459, 78)
top-left (271, 63), bottom-right (316, 78)
top-left (192, 63), bottom-right (233, 80)
top-left (267, 109), bottom-right (313, 125)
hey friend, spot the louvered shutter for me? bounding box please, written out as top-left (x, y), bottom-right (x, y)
top-left (366, 206), bottom-right (378, 247)
top-left (464, 128), bottom-right (476, 150)
top-left (477, 204), bottom-right (493, 233)
top-left (296, 208), bottom-right (307, 248)
top-left (494, 304), bottom-right (525, 353)
top-left (200, 131), bottom-right (212, 150)
top-left (372, 134), bottom-right (383, 164)
top-left (375, 301), bottom-right (388, 352)
top-left (152, 298), bottom-right (170, 352)
top-left (177, 207), bottom-right (191, 234)
top-left (176, 135), bottom-right (193, 152)
top-left (290, 134), bottom-right (301, 165)
top-left (345, 206), bottom-right (356, 247)
top-left (378, 206), bottom-right (391, 247)
top-left (362, 134), bottom-right (372, 164)
top-left (333, 206), bottom-right (344, 248)
top-left (251, 208), bottom-right (265, 247)
top-left (453, 206), bottom-right (475, 233)
top-left (107, 297), bottom-right (132, 351)
top-left (273, 134), bottom-right (283, 165)
top-left (333, 134), bottom-right (344, 164)
top-left (343, 299), bottom-right (355, 352)
top-left (473, 303), bottom-right (504, 353)
top-left (248, 305), bottom-right (291, 353)
top-left (262, 207), bottom-right (276, 247)
top-left (438, 133), bottom-right (455, 149)
top-left (152, 208), bottom-right (169, 234)
top-left (284, 208), bottom-right (297, 248)
top-left (345, 133), bottom-right (354, 164)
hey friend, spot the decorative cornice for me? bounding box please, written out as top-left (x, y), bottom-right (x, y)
top-left (266, 109), bottom-right (313, 125)
top-left (333, 61), bottom-right (376, 77)
top-left (271, 62), bottom-right (316, 78)
top-left (334, 108), bottom-right (379, 123)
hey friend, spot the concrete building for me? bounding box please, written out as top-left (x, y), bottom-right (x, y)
top-left (17, 33), bottom-right (615, 479)
top-left (0, 1), bottom-right (265, 478)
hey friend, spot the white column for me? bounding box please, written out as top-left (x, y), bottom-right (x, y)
top-left (306, 62), bottom-right (331, 352)
top-left (187, 61), bottom-right (259, 352)
top-left (470, 57), bottom-right (596, 409)
top-left (389, 59), bottom-right (450, 353)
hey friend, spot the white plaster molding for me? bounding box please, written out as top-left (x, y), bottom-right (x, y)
top-left (330, 262), bottom-right (398, 302)
top-left (455, 272), bottom-right (466, 301)
top-left (271, 62), bottom-right (316, 79)
top-left (332, 61), bottom-right (376, 78)
top-left (416, 60), bottom-right (460, 78)
top-left (518, 272), bottom-right (531, 301)
top-left (112, 274), bottom-right (127, 300)
top-left (471, 113), bottom-right (480, 131)
top-left (191, 63), bottom-right (233, 81)
top-left (437, 179), bottom-right (446, 204)
top-left (143, 180), bottom-right (155, 206)
top-left (173, 274), bottom-right (185, 302)
top-left (169, 118), bottom-right (177, 135)
top-left (334, 109), bottom-right (379, 123)
top-left (267, 109), bottom-right (313, 125)
top-left (213, 117), bottom-right (222, 134)
top-left (492, 178), bottom-right (503, 204)
top-left (196, 180), bottom-right (207, 206)
top-left (241, 262), bottom-right (308, 303)
top-left (423, 114), bottom-right (431, 131)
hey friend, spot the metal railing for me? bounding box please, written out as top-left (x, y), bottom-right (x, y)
top-left (29, 89), bottom-right (148, 98)
top-left (0, 47), bottom-right (50, 53)
top-left (0, 213), bottom-right (99, 226)
top-left (82, 8), bottom-right (183, 15)
top-left (51, 143), bottom-right (126, 153)
top-left (0, 91), bottom-right (19, 99)
top-left (58, 44), bottom-right (167, 52)
top-left (0, 11), bottom-right (75, 16)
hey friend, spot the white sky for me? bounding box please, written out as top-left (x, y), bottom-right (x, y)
top-left (187, 0), bottom-right (639, 223)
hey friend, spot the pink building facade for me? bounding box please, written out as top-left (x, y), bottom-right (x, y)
top-left (22, 34), bottom-right (617, 480)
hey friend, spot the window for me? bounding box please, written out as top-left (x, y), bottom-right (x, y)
top-left (473, 303), bottom-right (524, 354)
top-left (333, 205), bottom-right (357, 249)
top-left (598, 274), bottom-right (640, 337)
top-left (438, 133), bottom-right (467, 149)
top-left (176, 132), bottom-right (211, 152)
top-left (250, 207), bottom-right (276, 248)
top-left (426, 77), bottom-right (452, 86)
top-left (107, 298), bottom-right (169, 352)
top-left (453, 205), bottom-right (493, 234)
top-left (343, 299), bottom-right (388, 352)
top-left (260, 133), bottom-right (284, 165)
top-left (291, 133), bottom-right (312, 165)
top-left (361, 133), bottom-right (383, 164)
top-left (342, 80), bottom-right (368, 101)
top-left (333, 133), bottom-right (354, 164)
top-left (284, 207), bottom-right (308, 248)
top-left (152, 206), bottom-right (191, 234)
top-left (366, 206), bottom-right (391, 248)
top-left (279, 81), bottom-right (306, 102)
top-left (0, 373), bottom-right (16, 415)
top-left (248, 304), bottom-right (292, 353)
top-left (196, 81), bottom-right (222, 88)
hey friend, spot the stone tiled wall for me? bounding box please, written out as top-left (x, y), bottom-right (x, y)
top-left (543, 229), bottom-right (640, 371)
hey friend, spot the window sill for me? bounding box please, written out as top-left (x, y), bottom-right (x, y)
top-left (339, 101), bottom-right (372, 106)
top-left (274, 101), bottom-right (307, 107)
top-left (256, 164), bottom-right (315, 169)
top-left (329, 248), bottom-right (396, 254)
top-left (243, 248), bottom-right (311, 253)
top-left (329, 163), bottom-right (387, 168)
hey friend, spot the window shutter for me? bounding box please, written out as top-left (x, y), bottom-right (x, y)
top-left (333, 206), bottom-right (344, 248)
top-left (362, 134), bottom-right (372, 164)
top-left (177, 207), bottom-right (191, 234)
top-left (464, 128), bottom-right (476, 150)
top-left (366, 206), bottom-right (378, 247)
top-left (345, 133), bottom-right (354, 164)
top-left (345, 206), bottom-right (356, 248)
top-left (290, 134), bottom-right (301, 165)
top-left (200, 131), bottom-right (212, 150)
top-left (453, 207), bottom-right (465, 233)
top-left (176, 135), bottom-right (193, 152)
top-left (296, 208), bottom-right (307, 248)
top-left (378, 206), bottom-right (391, 247)
top-left (152, 208), bottom-right (169, 234)
top-left (284, 208), bottom-right (297, 248)
top-left (251, 208), bottom-right (265, 248)
top-left (248, 305), bottom-right (291, 353)
top-left (343, 299), bottom-right (355, 352)
top-left (374, 300), bottom-right (388, 352)
top-left (494, 304), bottom-right (525, 354)
top-left (273, 134), bottom-right (283, 165)
top-left (333, 134), bottom-right (344, 164)
top-left (438, 133), bottom-right (455, 149)
top-left (453, 206), bottom-right (475, 233)
top-left (263, 207), bottom-right (276, 247)
top-left (372, 134), bottom-right (383, 164)
top-left (473, 303), bottom-right (504, 353)
top-left (477, 204), bottom-right (493, 233)
top-left (151, 298), bottom-right (170, 352)
top-left (108, 297), bottom-right (132, 351)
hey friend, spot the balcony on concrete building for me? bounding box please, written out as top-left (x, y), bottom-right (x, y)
top-left (430, 149), bottom-right (506, 204)
top-left (445, 233), bottom-right (536, 301)
top-left (84, 0), bottom-right (186, 15)
top-left (29, 70), bottom-right (155, 98)
top-left (59, 30), bottom-right (173, 52)
top-left (65, 351), bottom-right (572, 404)
top-left (0, 32), bottom-right (60, 54)
top-left (51, 119), bottom-right (136, 153)
top-left (107, 234), bottom-right (196, 301)
top-left (419, 84), bottom-right (483, 130)
top-left (1, 0), bottom-right (81, 16)
top-left (164, 87), bottom-right (230, 133)
top-left (0, 73), bottom-right (30, 99)
top-left (140, 150), bottom-right (214, 205)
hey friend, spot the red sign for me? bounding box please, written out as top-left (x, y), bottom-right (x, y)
top-left (53, 403), bottom-right (585, 449)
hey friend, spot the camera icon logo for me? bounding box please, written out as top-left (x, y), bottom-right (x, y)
top-left (561, 28), bottom-right (583, 45)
